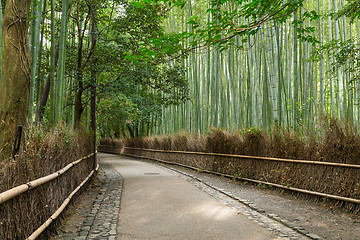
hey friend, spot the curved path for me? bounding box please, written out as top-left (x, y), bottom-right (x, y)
top-left (100, 153), bottom-right (280, 240)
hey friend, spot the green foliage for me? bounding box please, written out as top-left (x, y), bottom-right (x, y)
top-left (336, 0), bottom-right (360, 22)
top-left (131, 0), bottom-right (306, 58)
top-left (29, 0), bottom-right (189, 135)
top-left (293, 10), bottom-right (320, 46)
top-left (312, 39), bottom-right (360, 86)
top-left (97, 94), bottom-right (139, 137)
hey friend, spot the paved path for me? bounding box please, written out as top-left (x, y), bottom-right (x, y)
top-left (99, 153), bottom-right (280, 240)
top-left (73, 161), bottom-right (123, 240)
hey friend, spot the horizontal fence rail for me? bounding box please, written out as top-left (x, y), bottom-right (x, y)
top-left (0, 153), bottom-right (95, 205)
top-left (27, 164), bottom-right (99, 240)
top-left (124, 147), bottom-right (360, 169)
top-left (98, 146), bottom-right (360, 209)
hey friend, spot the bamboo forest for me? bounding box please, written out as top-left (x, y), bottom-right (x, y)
top-left (0, 0), bottom-right (360, 141)
top-left (2, 1), bottom-right (360, 239)
top-left (157, 0), bottom-right (360, 135)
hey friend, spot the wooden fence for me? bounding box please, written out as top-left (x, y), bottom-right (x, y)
top-left (0, 153), bottom-right (98, 239)
top-left (99, 145), bottom-right (360, 214)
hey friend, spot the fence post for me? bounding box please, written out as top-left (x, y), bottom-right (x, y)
top-left (12, 125), bottom-right (23, 159)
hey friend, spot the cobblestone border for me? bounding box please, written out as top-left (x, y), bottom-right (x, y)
top-left (74, 163), bottom-right (123, 240)
top-left (155, 163), bottom-right (322, 240)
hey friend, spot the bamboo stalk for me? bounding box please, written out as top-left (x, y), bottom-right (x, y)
top-left (28, 0), bottom-right (45, 120)
top-left (55, 0), bottom-right (69, 123)
top-left (49, 0), bottom-right (56, 125)
top-left (0, 153), bottom-right (94, 205)
top-left (122, 147), bottom-right (360, 169)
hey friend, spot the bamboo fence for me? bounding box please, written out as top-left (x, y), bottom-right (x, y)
top-left (98, 146), bottom-right (360, 207)
top-left (0, 152), bottom-right (97, 239)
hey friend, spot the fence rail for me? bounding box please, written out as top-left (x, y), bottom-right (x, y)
top-left (124, 147), bottom-right (360, 169)
top-left (0, 153), bottom-right (94, 205)
top-left (27, 163), bottom-right (99, 240)
top-left (0, 152), bottom-right (97, 239)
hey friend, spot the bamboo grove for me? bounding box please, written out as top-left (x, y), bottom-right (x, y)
top-left (1, 0), bottom-right (360, 143)
top-left (154, 0), bottom-right (360, 135)
top-left (0, 0), bottom-right (188, 142)
top-left (0, 0), bottom-right (97, 129)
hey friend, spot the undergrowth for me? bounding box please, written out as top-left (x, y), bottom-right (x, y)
top-left (0, 125), bottom-right (93, 239)
top-left (122, 117), bottom-right (360, 165)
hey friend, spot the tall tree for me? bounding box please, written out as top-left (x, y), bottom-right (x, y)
top-left (0, 0), bottom-right (32, 160)
top-left (0, 0), bottom-right (3, 92)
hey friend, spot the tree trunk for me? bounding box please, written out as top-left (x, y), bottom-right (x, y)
top-left (74, 26), bottom-right (84, 129)
top-left (0, 0), bottom-right (32, 160)
top-left (36, 44), bottom-right (59, 123)
top-left (90, 2), bottom-right (97, 169)
top-left (0, 0), bottom-right (4, 92)
top-left (127, 125), bottom-right (135, 138)
top-left (74, 82), bottom-right (84, 129)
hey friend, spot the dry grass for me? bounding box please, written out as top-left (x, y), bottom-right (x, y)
top-left (104, 117), bottom-right (360, 214)
top-left (99, 137), bottom-right (124, 154)
top-left (0, 125), bottom-right (93, 239)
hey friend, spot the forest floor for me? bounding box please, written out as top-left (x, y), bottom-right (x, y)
top-left (51, 154), bottom-right (360, 240)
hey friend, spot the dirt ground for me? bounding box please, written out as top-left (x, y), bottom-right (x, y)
top-left (51, 158), bottom-right (360, 240)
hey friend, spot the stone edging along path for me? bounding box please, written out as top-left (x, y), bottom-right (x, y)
top-left (75, 163), bottom-right (123, 240)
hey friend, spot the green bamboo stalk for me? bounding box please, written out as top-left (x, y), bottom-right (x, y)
top-left (293, 12), bottom-right (299, 129)
top-left (266, 22), bottom-right (277, 126)
top-left (273, 23), bottom-right (283, 125)
top-left (56, 0), bottom-right (69, 123)
top-left (28, 0), bottom-right (45, 121)
top-left (49, 0), bottom-right (56, 125)
top-left (355, 21), bottom-right (360, 124)
top-left (308, 43), bottom-right (315, 128)
top-left (246, 37), bottom-right (254, 127)
top-left (250, 32), bottom-right (259, 128)
top-left (319, 0), bottom-right (325, 112)
top-left (333, 0), bottom-right (343, 119)
top-left (341, 0), bottom-right (350, 120)
top-left (223, 56), bottom-right (229, 129)
top-left (236, 35), bottom-right (245, 127)
top-left (261, 29), bottom-right (272, 128)
top-left (284, 22), bottom-right (291, 127)
top-left (35, 0), bottom-right (47, 110)
top-left (229, 41), bottom-right (237, 128)
top-left (328, 0), bottom-right (336, 117)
